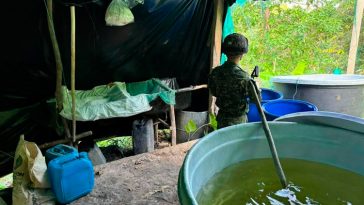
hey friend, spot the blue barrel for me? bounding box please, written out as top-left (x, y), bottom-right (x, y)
top-left (262, 99), bottom-right (318, 121)
top-left (247, 88), bottom-right (283, 122)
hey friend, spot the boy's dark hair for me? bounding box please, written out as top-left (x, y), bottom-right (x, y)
top-left (222, 33), bottom-right (249, 56)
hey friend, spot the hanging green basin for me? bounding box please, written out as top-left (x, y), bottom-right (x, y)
top-left (178, 113), bottom-right (364, 205)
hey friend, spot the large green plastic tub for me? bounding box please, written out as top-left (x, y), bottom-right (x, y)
top-left (178, 114), bottom-right (364, 205)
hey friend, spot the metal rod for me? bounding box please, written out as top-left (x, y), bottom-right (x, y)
top-left (70, 6), bottom-right (76, 144)
top-left (249, 80), bottom-right (288, 188)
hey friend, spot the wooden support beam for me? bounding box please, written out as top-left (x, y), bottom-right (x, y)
top-left (39, 131), bottom-right (93, 149)
top-left (208, 0), bottom-right (224, 114)
top-left (157, 118), bottom-right (170, 127)
top-left (46, 0), bottom-right (64, 111)
top-left (45, 0), bottom-right (73, 142)
top-left (154, 122), bottom-right (159, 147)
top-left (176, 84), bottom-right (207, 93)
top-left (169, 105), bottom-right (177, 146)
top-left (347, 0), bottom-right (364, 74)
top-left (70, 6), bottom-right (77, 143)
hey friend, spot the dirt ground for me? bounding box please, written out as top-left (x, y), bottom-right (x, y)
top-left (71, 140), bottom-right (196, 205)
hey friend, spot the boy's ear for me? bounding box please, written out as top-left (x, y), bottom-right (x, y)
top-left (243, 37), bottom-right (249, 53)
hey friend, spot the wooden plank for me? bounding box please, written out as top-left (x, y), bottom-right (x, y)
top-left (208, 0), bottom-right (224, 114)
top-left (347, 0), bottom-right (364, 74)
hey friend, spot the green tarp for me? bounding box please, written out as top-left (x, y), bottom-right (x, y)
top-left (60, 79), bottom-right (175, 121)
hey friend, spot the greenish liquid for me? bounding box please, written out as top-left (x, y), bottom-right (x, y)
top-left (196, 158), bottom-right (364, 205)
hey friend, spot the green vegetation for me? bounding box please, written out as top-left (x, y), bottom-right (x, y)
top-left (97, 136), bottom-right (133, 149)
top-left (184, 114), bottom-right (217, 139)
top-left (232, 0), bottom-right (362, 87)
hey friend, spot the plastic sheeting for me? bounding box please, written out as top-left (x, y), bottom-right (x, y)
top-left (0, 0), bottom-right (233, 175)
top-left (0, 0), bottom-right (213, 111)
top-left (221, 6), bottom-right (235, 64)
top-left (60, 79), bottom-right (175, 121)
top-left (105, 0), bottom-right (144, 26)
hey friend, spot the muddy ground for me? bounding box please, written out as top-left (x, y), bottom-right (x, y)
top-left (72, 140), bottom-right (196, 205)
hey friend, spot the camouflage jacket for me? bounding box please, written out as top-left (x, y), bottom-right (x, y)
top-left (208, 62), bottom-right (256, 117)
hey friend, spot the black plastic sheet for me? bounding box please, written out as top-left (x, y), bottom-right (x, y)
top-left (0, 0), bottom-right (219, 175)
top-left (0, 0), bottom-right (213, 110)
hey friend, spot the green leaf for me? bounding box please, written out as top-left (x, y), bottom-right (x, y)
top-left (184, 120), bottom-right (197, 134)
top-left (209, 113), bottom-right (217, 131)
top-left (291, 61), bottom-right (307, 75)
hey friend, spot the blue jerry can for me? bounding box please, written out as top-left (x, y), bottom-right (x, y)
top-left (48, 152), bottom-right (94, 204)
top-left (45, 144), bottom-right (78, 164)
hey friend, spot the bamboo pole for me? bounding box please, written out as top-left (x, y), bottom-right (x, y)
top-left (45, 0), bottom-right (72, 140)
top-left (70, 6), bottom-right (76, 143)
top-left (208, 0), bottom-right (224, 114)
top-left (46, 0), bottom-right (64, 111)
top-left (347, 0), bottom-right (364, 74)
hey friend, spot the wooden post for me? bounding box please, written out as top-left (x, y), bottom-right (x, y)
top-left (347, 0), bottom-right (364, 74)
top-left (154, 121), bottom-right (159, 147)
top-left (45, 0), bottom-right (72, 141)
top-left (70, 6), bottom-right (77, 143)
top-left (169, 105), bottom-right (177, 146)
top-left (208, 0), bottom-right (224, 114)
top-left (46, 0), bottom-right (64, 111)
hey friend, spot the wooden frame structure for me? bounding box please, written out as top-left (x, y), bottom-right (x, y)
top-left (347, 0), bottom-right (364, 74)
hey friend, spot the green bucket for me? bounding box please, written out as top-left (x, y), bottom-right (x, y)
top-left (178, 113), bottom-right (364, 204)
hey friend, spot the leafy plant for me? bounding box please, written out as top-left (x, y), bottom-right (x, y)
top-left (96, 136), bottom-right (133, 150)
top-left (232, 0), bottom-right (359, 86)
top-left (209, 113), bottom-right (218, 131)
top-left (184, 120), bottom-right (198, 135)
top-left (183, 113), bottom-right (218, 141)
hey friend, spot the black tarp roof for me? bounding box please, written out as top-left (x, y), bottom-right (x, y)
top-left (0, 0), bottom-right (231, 176)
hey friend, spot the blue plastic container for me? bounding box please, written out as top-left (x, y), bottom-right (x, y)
top-left (247, 88), bottom-right (283, 122)
top-left (45, 144), bottom-right (78, 164)
top-left (48, 152), bottom-right (94, 204)
top-left (262, 99), bottom-right (318, 121)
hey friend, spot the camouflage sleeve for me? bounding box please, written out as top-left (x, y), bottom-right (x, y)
top-left (233, 69), bottom-right (249, 99)
top-left (247, 78), bottom-right (262, 103)
top-left (208, 71), bottom-right (217, 96)
top-left (235, 69), bottom-right (261, 103)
